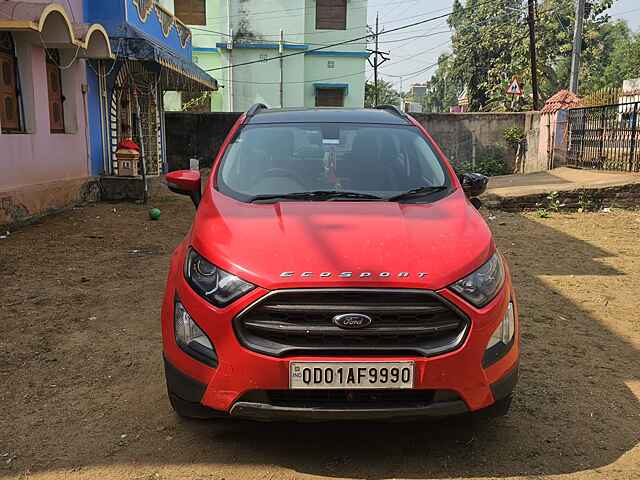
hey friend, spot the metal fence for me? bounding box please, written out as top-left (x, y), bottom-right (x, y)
top-left (567, 102), bottom-right (640, 172)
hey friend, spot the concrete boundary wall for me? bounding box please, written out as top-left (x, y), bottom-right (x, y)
top-left (165, 112), bottom-right (242, 171)
top-left (164, 111), bottom-right (549, 174)
top-left (410, 112), bottom-right (545, 174)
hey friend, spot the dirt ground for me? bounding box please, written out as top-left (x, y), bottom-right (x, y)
top-left (1, 197), bottom-right (640, 480)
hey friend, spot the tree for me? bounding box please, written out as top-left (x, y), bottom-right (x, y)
top-left (364, 80), bottom-right (401, 107)
top-left (599, 26), bottom-right (640, 88)
top-left (423, 0), bottom-right (630, 112)
top-left (422, 54), bottom-right (463, 112)
top-left (447, 0), bottom-right (527, 111)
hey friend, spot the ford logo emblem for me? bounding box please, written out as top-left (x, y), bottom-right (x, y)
top-left (332, 313), bottom-right (373, 330)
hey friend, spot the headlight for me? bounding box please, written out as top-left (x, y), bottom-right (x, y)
top-left (483, 301), bottom-right (516, 367)
top-left (184, 248), bottom-right (255, 307)
top-left (174, 300), bottom-right (217, 367)
top-left (450, 252), bottom-right (504, 307)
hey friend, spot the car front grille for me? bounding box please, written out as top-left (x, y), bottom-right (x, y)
top-left (233, 289), bottom-right (469, 357)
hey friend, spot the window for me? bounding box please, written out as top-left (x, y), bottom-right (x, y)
top-left (0, 32), bottom-right (21, 133)
top-left (316, 88), bottom-right (345, 107)
top-left (174, 0), bottom-right (206, 26)
top-left (316, 0), bottom-right (347, 30)
top-left (217, 123), bottom-right (449, 202)
top-left (327, 60), bottom-right (335, 69)
top-left (46, 49), bottom-right (65, 133)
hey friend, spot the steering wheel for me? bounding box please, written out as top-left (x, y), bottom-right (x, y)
top-left (261, 168), bottom-right (305, 186)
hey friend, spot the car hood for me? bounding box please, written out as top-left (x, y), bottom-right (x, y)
top-left (191, 189), bottom-right (495, 291)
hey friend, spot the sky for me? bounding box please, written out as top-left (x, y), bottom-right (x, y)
top-left (366, 0), bottom-right (640, 91)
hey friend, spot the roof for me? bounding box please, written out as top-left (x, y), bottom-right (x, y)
top-left (118, 36), bottom-right (217, 91)
top-left (542, 90), bottom-right (582, 114)
top-left (0, 1), bottom-right (113, 59)
top-left (246, 108), bottom-right (411, 125)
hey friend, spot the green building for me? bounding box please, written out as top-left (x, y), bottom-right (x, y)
top-left (165, 0), bottom-right (368, 111)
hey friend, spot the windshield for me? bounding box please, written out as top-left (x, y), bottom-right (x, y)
top-left (217, 123), bottom-right (450, 202)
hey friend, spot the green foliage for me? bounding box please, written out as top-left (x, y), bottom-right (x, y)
top-left (456, 144), bottom-right (511, 177)
top-left (578, 189), bottom-right (593, 213)
top-left (364, 80), bottom-right (401, 108)
top-left (536, 208), bottom-right (551, 218)
top-left (181, 92), bottom-right (211, 113)
top-left (536, 190), bottom-right (562, 218)
top-left (423, 0), bottom-right (637, 112)
top-left (503, 127), bottom-right (526, 149)
top-left (422, 55), bottom-right (463, 113)
top-left (546, 191), bottom-right (561, 212)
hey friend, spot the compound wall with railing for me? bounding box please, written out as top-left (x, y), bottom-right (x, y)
top-left (567, 102), bottom-right (640, 172)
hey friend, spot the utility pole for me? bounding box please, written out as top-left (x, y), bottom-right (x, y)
top-left (368, 12), bottom-right (389, 106)
top-left (527, 0), bottom-right (540, 110)
top-left (570, 0), bottom-right (586, 94)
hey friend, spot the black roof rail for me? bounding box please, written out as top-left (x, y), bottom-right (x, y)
top-left (375, 104), bottom-right (408, 119)
top-left (246, 103), bottom-right (268, 118)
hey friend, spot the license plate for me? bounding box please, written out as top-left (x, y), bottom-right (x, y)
top-left (289, 362), bottom-right (415, 389)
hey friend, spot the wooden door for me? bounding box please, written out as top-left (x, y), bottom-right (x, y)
top-left (46, 61), bottom-right (65, 133)
top-left (316, 88), bottom-right (345, 107)
top-left (0, 52), bottom-right (20, 131)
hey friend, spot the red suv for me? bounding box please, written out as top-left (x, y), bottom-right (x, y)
top-left (162, 105), bottom-right (519, 421)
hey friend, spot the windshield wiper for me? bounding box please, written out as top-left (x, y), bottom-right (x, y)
top-left (387, 185), bottom-right (449, 202)
top-left (249, 190), bottom-right (384, 203)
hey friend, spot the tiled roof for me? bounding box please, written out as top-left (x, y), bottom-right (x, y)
top-left (541, 90), bottom-right (582, 113)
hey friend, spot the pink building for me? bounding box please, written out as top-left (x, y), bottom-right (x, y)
top-left (0, 1), bottom-right (112, 225)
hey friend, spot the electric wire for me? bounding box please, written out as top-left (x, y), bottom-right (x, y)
top-left (203, 8), bottom-right (464, 73)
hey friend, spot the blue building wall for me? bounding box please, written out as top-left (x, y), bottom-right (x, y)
top-left (86, 66), bottom-right (104, 175)
top-left (84, 0), bottom-right (125, 33)
top-left (124, 0), bottom-right (193, 60)
top-left (85, 0), bottom-right (192, 59)
top-left (83, 0), bottom-right (197, 175)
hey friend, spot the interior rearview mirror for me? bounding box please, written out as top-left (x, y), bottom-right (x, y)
top-left (166, 170), bottom-right (202, 207)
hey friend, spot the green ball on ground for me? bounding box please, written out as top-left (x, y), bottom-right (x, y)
top-left (149, 208), bottom-right (161, 220)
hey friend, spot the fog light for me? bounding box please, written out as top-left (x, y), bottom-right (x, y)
top-left (174, 300), bottom-right (217, 367)
top-left (483, 302), bottom-right (515, 368)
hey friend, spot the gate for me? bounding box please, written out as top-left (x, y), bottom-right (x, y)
top-left (567, 102), bottom-right (640, 172)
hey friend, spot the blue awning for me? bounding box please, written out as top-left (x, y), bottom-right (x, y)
top-left (314, 83), bottom-right (349, 95)
top-left (119, 37), bottom-right (217, 91)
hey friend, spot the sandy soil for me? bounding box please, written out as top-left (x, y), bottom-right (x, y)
top-left (1, 198), bottom-right (639, 480)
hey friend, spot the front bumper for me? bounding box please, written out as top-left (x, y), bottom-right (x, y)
top-left (162, 262), bottom-right (520, 420)
top-left (164, 353), bottom-right (518, 421)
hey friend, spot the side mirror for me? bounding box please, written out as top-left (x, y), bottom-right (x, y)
top-left (460, 173), bottom-right (489, 198)
top-left (166, 170), bottom-right (202, 207)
